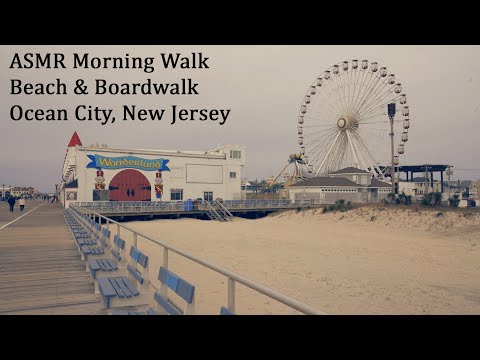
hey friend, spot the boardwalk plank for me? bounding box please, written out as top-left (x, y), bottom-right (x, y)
top-left (0, 202), bottom-right (105, 315)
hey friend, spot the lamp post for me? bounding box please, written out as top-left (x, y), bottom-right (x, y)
top-left (2, 184), bottom-right (4, 201)
top-left (388, 103), bottom-right (396, 197)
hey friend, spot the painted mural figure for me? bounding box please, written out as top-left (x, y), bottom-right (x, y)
top-left (155, 171), bottom-right (163, 199)
top-left (95, 169), bottom-right (106, 189)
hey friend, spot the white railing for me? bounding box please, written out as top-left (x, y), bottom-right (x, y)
top-left (73, 199), bottom-right (315, 213)
top-left (70, 204), bottom-right (326, 315)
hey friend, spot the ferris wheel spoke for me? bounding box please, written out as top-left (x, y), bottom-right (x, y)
top-left (314, 130), bottom-right (342, 176)
top-left (309, 86), bottom-right (345, 117)
top-left (303, 124), bottom-right (339, 128)
top-left (351, 69), bottom-right (370, 113)
top-left (358, 93), bottom-right (402, 120)
top-left (304, 131), bottom-right (338, 148)
top-left (350, 130), bottom-right (384, 177)
top-left (328, 75), bottom-right (350, 115)
top-left (357, 120), bottom-right (390, 125)
top-left (305, 99), bottom-right (342, 122)
top-left (349, 69), bottom-right (361, 116)
top-left (348, 129), bottom-right (369, 170)
top-left (358, 111), bottom-right (390, 123)
top-left (358, 85), bottom-right (396, 118)
top-left (337, 71), bottom-right (352, 115)
top-left (305, 128), bottom-right (339, 151)
top-left (352, 68), bottom-right (368, 112)
top-left (345, 129), bottom-right (360, 168)
top-left (306, 133), bottom-right (339, 156)
top-left (356, 80), bottom-right (391, 116)
top-left (351, 71), bottom-right (378, 116)
top-left (353, 75), bottom-right (385, 116)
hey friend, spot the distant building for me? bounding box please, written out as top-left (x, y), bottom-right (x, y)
top-left (288, 167), bottom-right (391, 204)
top-left (399, 177), bottom-right (442, 196)
top-left (445, 180), bottom-right (476, 199)
top-left (59, 132), bottom-right (246, 208)
top-left (1, 186), bottom-right (36, 199)
top-left (11, 187), bottom-right (37, 197)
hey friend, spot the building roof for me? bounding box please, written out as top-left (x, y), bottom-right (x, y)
top-left (410, 177), bottom-right (431, 183)
top-left (460, 180), bottom-right (474, 187)
top-left (63, 179), bottom-right (78, 188)
top-left (397, 164), bottom-right (451, 172)
top-left (329, 167), bottom-right (370, 175)
top-left (291, 177), bottom-right (360, 187)
top-left (68, 131), bottom-right (83, 147)
top-left (369, 179), bottom-right (391, 188)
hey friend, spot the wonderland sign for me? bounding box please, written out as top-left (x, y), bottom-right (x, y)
top-left (87, 155), bottom-right (170, 172)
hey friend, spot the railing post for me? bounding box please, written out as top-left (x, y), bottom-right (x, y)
top-left (117, 223), bottom-right (120, 238)
top-left (160, 248), bottom-right (169, 297)
top-left (133, 232), bottom-right (138, 248)
top-left (228, 277), bottom-right (235, 312)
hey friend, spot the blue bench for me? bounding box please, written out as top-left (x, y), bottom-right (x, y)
top-left (97, 246), bottom-right (151, 311)
top-left (64, 210), bottom-right (99, 253)
top-left (220, 306), bottom-right (236, 315)
top-left (152, 267), bottom-right (196, 315)
top-left (111, 309), bottom-right (157, 315)
top-left (80, 245), bottom-right (105, 261)
top-left (101, 228), bottom-right (111, 247)
top-left (111, 267), bottom-right (195, 315)
top-left (88, 235), bottom-right (127, 286)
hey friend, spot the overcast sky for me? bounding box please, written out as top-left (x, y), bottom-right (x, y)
top-left (1, 45), bottom-right (479, 192)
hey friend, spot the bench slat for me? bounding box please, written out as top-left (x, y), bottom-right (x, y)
top-left (114, 235), bottom-right (126, 250)
top-left (220, 306), bottom-right (236, 315)
top-left (112, 250), bottom-right (122, 261)
top-left (177, 278), bottom-right (195, 304)
top-left (109, 278), bottom-right (127, 298)
top-left (122, 277), bottom-right (140, 296)
top-left (153, 293), bottom-right (181, 315)
top-left (111, 310), bottom-right (129, 315)
top-left (115, 278), bottom-right (133, 298)
top-left (97, 278), bottom-right (116, 297)
top-left (158, 267), bottom-right (195, 303)
top-left (88, 260), bottom-right (101, 271)
top-left (127, 265), bottom-right (144, 284)
top-left (129, 246), bottom-right (149, 268)
top-left (138, 253), bottom-right (148, 268)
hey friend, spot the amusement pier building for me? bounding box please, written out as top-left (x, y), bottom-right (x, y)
top-left (60, 132), bottom-right (245, 208)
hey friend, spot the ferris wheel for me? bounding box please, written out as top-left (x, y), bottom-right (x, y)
top-left (297, 59), bottom-right (410, 178)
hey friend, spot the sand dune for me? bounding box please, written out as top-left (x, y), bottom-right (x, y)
top-left (121, 206), bottom-right (480, 314)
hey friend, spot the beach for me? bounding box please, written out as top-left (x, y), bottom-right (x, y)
top-left (120, 206), bottom-right (480, 315)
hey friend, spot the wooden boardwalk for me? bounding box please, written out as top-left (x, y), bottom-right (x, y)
top-left (0, 201), bottom-right (105, 314)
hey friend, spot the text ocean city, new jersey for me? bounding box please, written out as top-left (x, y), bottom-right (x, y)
top-left (10, 104), bottom-right (231, 125)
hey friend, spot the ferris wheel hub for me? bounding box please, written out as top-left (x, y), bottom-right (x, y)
top-left (337, 118), bottom-right (347, 129)
top-left (337, 117), bottom-right (359, 129)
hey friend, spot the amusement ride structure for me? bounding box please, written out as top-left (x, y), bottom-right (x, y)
top-left (266, 59), bottom-right (411, 192)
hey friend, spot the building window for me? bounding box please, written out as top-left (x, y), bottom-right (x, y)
top-left (171, 189), bottom-right (183, 201)
top-left (230, 172), bottom-right (237, 179)
top-left (230, 150), bottom-right (242, 159)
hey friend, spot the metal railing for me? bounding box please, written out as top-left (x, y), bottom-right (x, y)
top-left (73, 199), bottom-right (315, 213)
top-left (69, 204), bottom-right (326, 315)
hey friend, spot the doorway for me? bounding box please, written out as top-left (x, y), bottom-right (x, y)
top-left (203, 191), bottom-right (213, 202)
top-left (109, 169), bottom-right (151, 201)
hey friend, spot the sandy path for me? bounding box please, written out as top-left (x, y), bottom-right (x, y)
top-left (119, 208), bottom-right (480, 314)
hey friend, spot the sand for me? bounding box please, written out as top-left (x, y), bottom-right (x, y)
top-left (120, 206), bottom-right (480, 314)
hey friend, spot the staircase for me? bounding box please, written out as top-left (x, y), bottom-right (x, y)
top-left (215, 201), bottom-right (234, 221)
top-left (204, 201), bottom-right (233, 222)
